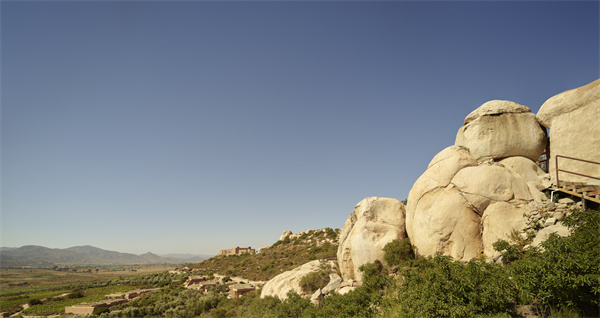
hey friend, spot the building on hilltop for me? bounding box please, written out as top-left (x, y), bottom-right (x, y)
top-left (218, 246), bottom-right (256, 256)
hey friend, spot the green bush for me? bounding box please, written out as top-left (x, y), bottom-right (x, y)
top-left (383, 238), bottom-right (414, 266)
top-left (273, 291), bottom-right (312, 318)
top-left (67, 290), bottom-right (84, 298)
top-left (299, 270), bottom-right (329, 294)
top-left (92, 306), bottom-right (110, 315)
top-left (506, 209), bottom-right (600, 316)
top-left (28, 298), bottom-right (43, 306)
top-left (359, 260), bottom-right (390, 292)
top-left (385, 255), bottom-right (517, 317)
top-left (314, 287), bottom-right (380, 318)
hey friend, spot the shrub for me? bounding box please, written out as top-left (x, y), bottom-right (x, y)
top-left (28, 298), bottom-right (43, 306)
top-left (299, 270), bottom-right (329, 294)
top-left (493, 229), bottom-right (535, 263)
top-left (507, 209), bottom-right (600, 316)
top-left (67, 290), bottom-right (84, 298)
top-left (325, 227), bottom-right (338, 240)
top-left (314, 286), bottom-right (379, 318)
top-left (92, 306), bottom-right (110, 315)
top-left (387, 255), bottom-right (517, 317)
top-left (359, 260), bottom-right (390, 292)
top-left (272, 291), bottom-right (312, 318)
top-left (383, 238), bottom-right (414, 266)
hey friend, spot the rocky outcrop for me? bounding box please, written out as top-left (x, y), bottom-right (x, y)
top-left (337, 197), bottom-right (406, 284)
top-left (455, 100), bottom-right (547, 162)
top-left (407, 100), bottom-right (551, 261)
top-left (537, 79), bottom-right (600, 185)
top-left (280, 230), bottom-right (293, 241)
top-left (260, 260), bottom-right (337, 300)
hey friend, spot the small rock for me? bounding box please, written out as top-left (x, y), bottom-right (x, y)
top-left (532, 224), bottom-right (570, 247)
top-left (310, 289), bottom-right (323, 305)
top-left (338, 286), bottom-right (356, 295)
top-left (558, 198), bottom-right (575, 204)
top-left (554, 212), bottom-right (564, 220)
top-left (544, 217), bottom-right (557, 227)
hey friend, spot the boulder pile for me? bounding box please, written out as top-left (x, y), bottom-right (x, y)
top-left (260, 79), bottom-right (598, 300)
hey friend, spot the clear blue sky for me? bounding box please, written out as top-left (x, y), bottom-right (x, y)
top-left (2, 0), bottom-right (598, 256)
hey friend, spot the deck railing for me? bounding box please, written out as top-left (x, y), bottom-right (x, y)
top-left (555, 155), bottom-right (600, 188)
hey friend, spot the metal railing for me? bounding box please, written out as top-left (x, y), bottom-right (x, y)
top-left (555, 155), bottom-right (600, 188)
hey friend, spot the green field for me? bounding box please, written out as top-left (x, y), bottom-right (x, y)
top-left (0, 265), bottom-right (175, 316)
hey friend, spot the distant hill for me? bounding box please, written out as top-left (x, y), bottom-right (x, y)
top-left (0, 245), bottom-right (209, 268)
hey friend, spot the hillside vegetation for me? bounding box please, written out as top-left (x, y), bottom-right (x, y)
top-left (190, 228), bottom-right (339, 281)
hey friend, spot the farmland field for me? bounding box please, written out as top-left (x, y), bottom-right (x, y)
top-left (0, 265), bottom-right (174, 315)
top-left (1, 266), bottom-right (172, 293)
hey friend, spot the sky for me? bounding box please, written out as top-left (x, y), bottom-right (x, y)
top-left (1, 0), bottom-right (598, 256)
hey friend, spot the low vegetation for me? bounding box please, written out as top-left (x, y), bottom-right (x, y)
top-left (0, 270), bottom-right (194, 316)
top-left (191, 228), bottom-right (339, 281)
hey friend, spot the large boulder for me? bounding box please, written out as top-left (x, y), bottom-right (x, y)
top-left (406, 145), bottom-right (543, 261)
top-left (537, 79), bottom-right (600, 185)
top-left (498, 156), bottom-right (551, 191)
top-left (337, 197), bottom-right (406, 284)
top-left (405, 146), bottom-right (477, 239)
top-left (455, 100), bottom-right (547, 162)
top-left (407, 187), bottom-right (483, 260)
top-left (260, 260), bottom-right (337, 300)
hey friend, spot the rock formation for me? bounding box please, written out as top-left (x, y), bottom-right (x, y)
top-left (456, 100), bottom-right (547, 162)
top-left (337, 197), bottom-right (406, 284)
top-left (407, 100), bottom-right (550, 261)
top-left (280, 230), bottom-right (293, 241)
top-left (537, 79), bottom-right (600, 185)
top-left (260, 260), bottom-right (338, 300)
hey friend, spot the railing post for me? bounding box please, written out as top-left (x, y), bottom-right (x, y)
top-left (555, 155), bottom-right (560, 188)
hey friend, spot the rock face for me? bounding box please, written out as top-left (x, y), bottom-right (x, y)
top-left (337, 197), bottom-right (406, 284)
top-left (407, 100), bottom-right (552, 261)
top-left (455, 100), bottom-right (547, 162)
top-left (537, 79), bottom-right (600, 185)
top-left (407, 146), bottom-right (542, 261)
top-left (260, 260), bottom-right (337, 300)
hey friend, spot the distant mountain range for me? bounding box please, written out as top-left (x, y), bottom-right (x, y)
top-left (0, 245), bottom-right (210, 268)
